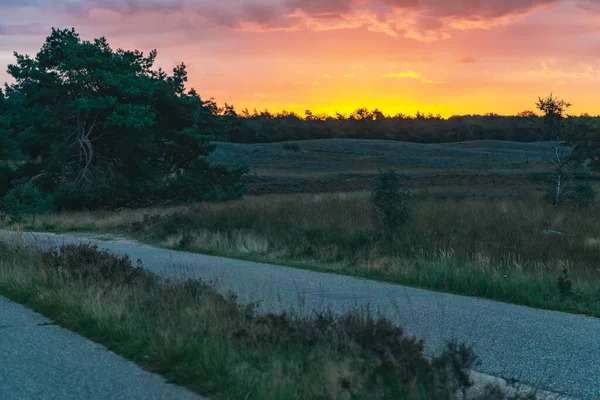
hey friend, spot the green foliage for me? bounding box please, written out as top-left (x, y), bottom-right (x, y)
top-left (52, 174), bottom-right (132, 211)
top-left (1, 182), bottom-right (54, 218)
top-left (371, 169), bottom-right (412, 239)
top-left (0, 28), bottom-right (246, 211)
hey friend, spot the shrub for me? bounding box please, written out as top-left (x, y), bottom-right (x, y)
top-left (252, 310), bottom-right (478, 398)
top-left (41, 243), bottom-right (155, 287)
top-left (371, 169), bottom-right (412, 239)
top-left (0, 182), bottom-right (54, 219)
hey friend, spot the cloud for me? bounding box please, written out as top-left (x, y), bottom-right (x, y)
top-left (0, 23), bottom-right (46, 36)
top-left (0, 0), bottom-right (185, 16)
top-left (421, 77), bottom-right (443, 84)
top-left (577, 0), bottom-right (600, 13)
top-left (383, 70), bottom-right (421, 78)
top-left (457, 57), bottom-right (477, 64)
top-left (382, 0), bottom-right (559, 19)
top-left (285, 0), bottom-right (354, 18)
top-left (323, 73), bottom-right (332, 78)
top-left (383, 68), bottom-right (444, 84)
top-left (0, 0), bottom-right (565, 40)
top-left (528, 60), bottom-right (600, 79)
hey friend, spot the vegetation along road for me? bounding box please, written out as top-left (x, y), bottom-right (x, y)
top-left (12, 230), bottom-right (600, 400)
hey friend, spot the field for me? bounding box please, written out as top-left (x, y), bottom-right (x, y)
top-left (210, 139), bottom-right (562, 197)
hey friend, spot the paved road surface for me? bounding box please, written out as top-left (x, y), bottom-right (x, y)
top-left (3, 231), bottom-right (600, 399)
top-left (0, 296), bottom-right (201, 400)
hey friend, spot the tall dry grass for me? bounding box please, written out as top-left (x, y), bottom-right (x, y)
top-left (18, 192), bottom-right (600, 316)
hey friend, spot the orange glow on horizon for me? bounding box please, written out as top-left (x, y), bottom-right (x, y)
top-left (2, 0), bottom-right (600, 118)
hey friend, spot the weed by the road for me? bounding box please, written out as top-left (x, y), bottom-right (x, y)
top-left (556, 268), bottom-right (575, 303)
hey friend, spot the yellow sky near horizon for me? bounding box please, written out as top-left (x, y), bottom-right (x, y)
top-left (1, 0), bottom-right (600, 117)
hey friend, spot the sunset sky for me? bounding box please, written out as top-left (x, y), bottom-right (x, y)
top-left (1, 0), bottom-right (600, 117)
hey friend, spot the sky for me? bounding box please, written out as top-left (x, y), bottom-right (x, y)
top-left (1, 0), bottom-right (600, 118)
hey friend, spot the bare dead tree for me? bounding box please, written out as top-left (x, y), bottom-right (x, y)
top-left (545, 138), bottom-right (575, 207)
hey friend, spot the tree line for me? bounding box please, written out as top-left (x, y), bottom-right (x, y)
top-left (210, 104), bottom-right (600, 145)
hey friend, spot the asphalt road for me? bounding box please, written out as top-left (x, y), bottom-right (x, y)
top-left (0, 296), bottom-right (201, 400)
top-left (3, 231), bottom-right (600, 399)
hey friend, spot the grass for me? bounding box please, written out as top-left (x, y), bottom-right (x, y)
top-left (0, 238), bottom-right (533, 400)
top-left (16, 192), bottom-right (600, 317)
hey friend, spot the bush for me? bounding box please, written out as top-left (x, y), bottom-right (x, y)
top-left (371, 169), bottom-right (412, 239)
top-left (41, 243), bottom-right (155, 287)
top-left (163, 164), bottom-right (248, 203)
top-left (253, 310), bottom-right (479, 398)
top-left (0, 182), bottom-right (54, 219)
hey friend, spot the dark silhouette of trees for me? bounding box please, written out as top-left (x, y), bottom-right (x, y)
top-left (210, 108), bottom-right (564, 144)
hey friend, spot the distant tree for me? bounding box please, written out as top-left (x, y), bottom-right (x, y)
top-left (534, 94), bottom-right (594, 207)
top-left (536, 93), bottom-right (572, 139)
top-left (1, 28), bottom-right (247, 210)
top-left (517, 110), bottom-right (537, 118)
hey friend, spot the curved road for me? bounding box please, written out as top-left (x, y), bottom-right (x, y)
top-left (5, 231), bottom-right (600, 399)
